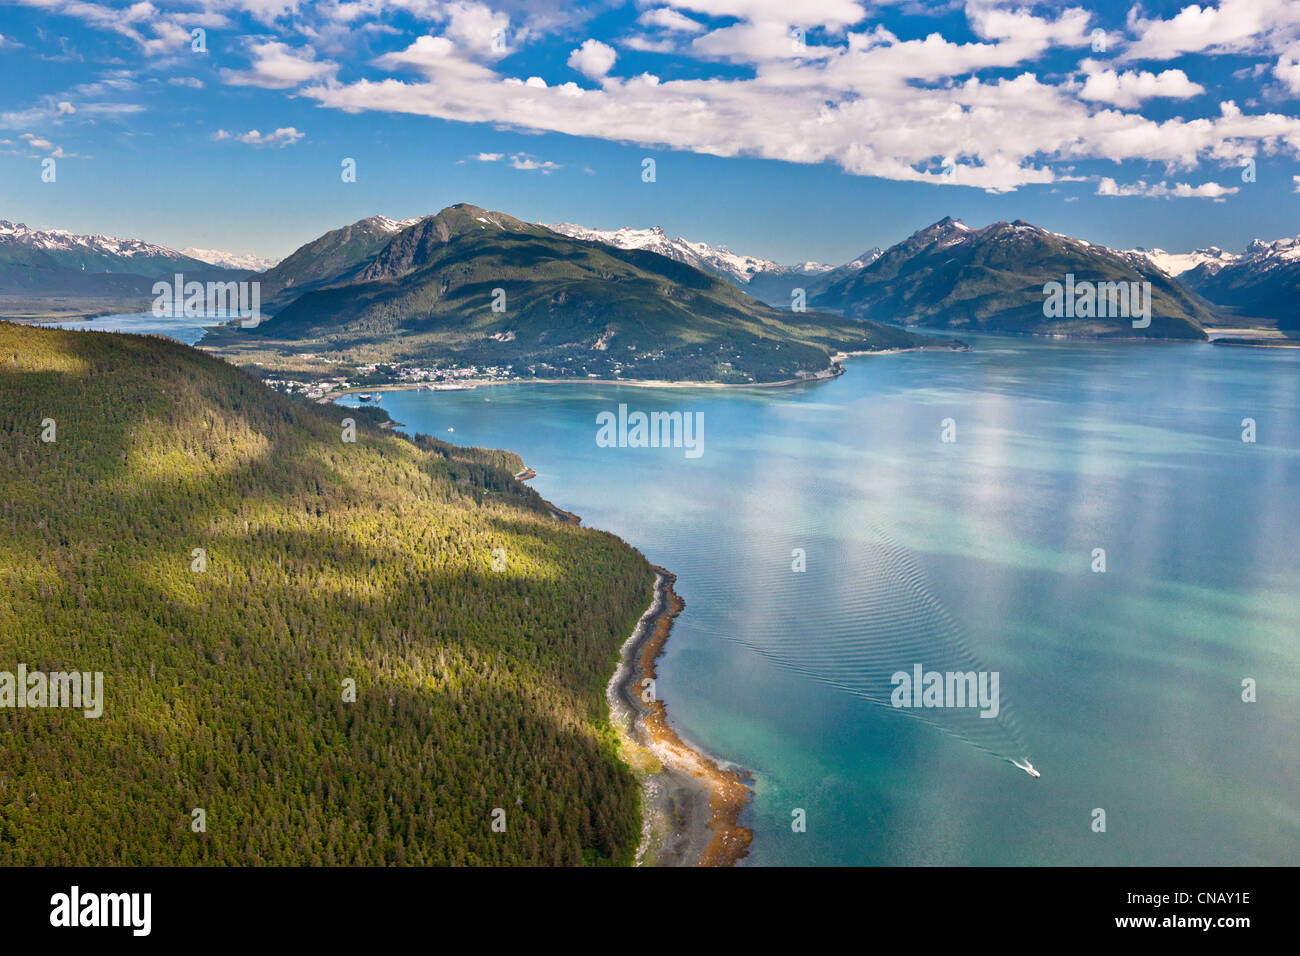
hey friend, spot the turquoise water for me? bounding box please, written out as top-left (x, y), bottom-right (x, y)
top-left (342, 336), bottom-right (1300, 866)
top-left (35, 312), bottom-right (227, 344)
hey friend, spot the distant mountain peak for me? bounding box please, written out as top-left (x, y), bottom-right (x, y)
top-left (812, 216), bottom-right (1213, 339)
top-left (1127, 245), bottom-right (1241, 276)
top-left (0, 220), bottom-right (191, 261)
top-left (0, 219), bottom-right (250, 296)
top-left (902, 216), bottom-right (976, 251)
top-left (543, 221), bottom-right (789, 285)
top-left (366, 215), bottom-right (422, 233)
top-left (918, 216), bottom-right (972, 235)
top-left (181, 247), bottom-right (280, 272)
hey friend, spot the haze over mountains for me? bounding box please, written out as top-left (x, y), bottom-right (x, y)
top-left (179, 247), bottom-right (280, 272)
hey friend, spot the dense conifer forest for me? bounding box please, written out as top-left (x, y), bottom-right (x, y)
top-left (0, 323), bottom-right (652, 864)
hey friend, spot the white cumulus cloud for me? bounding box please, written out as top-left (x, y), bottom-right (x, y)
top-left (567, 39), bottom-right (617, 80)
top-left (1077, 66), bottom-right (1206, 109)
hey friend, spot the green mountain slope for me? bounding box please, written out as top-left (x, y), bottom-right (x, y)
top-left (812, 218), bottom-right (1213, 339)
top-left (0, 322), bottom-right (651, 865)
top-left (206, 204), bottom-right (941, 384)
top-left (255, 215), bottom-right (417, 311)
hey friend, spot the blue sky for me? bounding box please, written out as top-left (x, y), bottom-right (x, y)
top-left (2, 0), bottom-right (1299, 265)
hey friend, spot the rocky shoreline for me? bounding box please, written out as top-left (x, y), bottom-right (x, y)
top-left (607, 567), bottom-right (753, 867)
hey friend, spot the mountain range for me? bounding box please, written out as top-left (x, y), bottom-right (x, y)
top-left (1125, 246), bottom-right (1240, 277)
top-left (548, 221), bottom-right (1298, 334)
top-left (544, 221), bottom-right (880, 306)
top-left (810, 217), bottom-right (1215, 338)
top-left (1176, 237), bottom-right (1300, 331)
top-left (0, 220), bottom-right (266, 297)
top-left (10, 205), bottom-right (1297, 370)
top-left (201, 204), bottom-right (936, 385)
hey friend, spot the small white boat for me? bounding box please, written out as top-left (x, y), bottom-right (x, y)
top-left (1011, 758), bottom-right (1041, 778)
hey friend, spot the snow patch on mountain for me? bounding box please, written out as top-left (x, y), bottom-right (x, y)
top-left (181, 248), bottom-right (281, 272)
top-left (1127, 246), bottom-right (1241, 276)
top-left (0, 220), bottom-right (192, 261)
top-left (1240, 236), bottom-right (1300, 268)
top-left (369, 216), bottom-right (421, 233)
top-left (543, 221), bottom-right (890, 290)
top-left (544, 222), bottom-right (791, 284)
top-left (841, 249), bottom-right (882, 271)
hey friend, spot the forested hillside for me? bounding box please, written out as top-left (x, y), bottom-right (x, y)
top-left (204, 204), bottom-right (936, 385)
top-left (0, 323), bottom-right (651, 865)
top-left (812, 218), bottom-right (1212, 338)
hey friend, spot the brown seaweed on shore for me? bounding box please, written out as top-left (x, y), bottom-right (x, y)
top-left (639, 568), bottom-right (754, 866)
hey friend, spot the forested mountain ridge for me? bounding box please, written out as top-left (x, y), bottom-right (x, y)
top-left (205, 204), bottom-right (940, 385)
top-left (0, 322), bottom-right (650, 865)
top-left (811, 217), bottom-right (1214, 338)
top-left (254, 215), bottom-right (419, 311)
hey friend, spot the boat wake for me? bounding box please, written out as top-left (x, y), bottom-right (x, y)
top-left (725, 522), bottom-right (1035, 771)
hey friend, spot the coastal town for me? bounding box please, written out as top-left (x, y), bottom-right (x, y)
top-left (256, 349), bottom-right (741, 401)
top-left (261, 360), bottom-right (519, 401)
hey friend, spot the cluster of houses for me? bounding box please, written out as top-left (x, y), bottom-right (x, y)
top-left (261, 362), bottom-right (517, 399)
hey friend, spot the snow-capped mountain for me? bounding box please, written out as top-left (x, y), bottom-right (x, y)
top-left (1125, 246), bottom-right (1241, 277)
top-left (1, 220), bottom-right (198, 267)
top-left (841, 249), bottom-right (883, 271)
top-left (1176, 234), bottom-right (1300, 327)
top-left (0, 220), bottom-right (248, 295)
top-left (0, 220), bottom-right (281, 276)
top-left (543, 221), bottom-right (887, 306)
top-left (544, 222), bottom-right (791, 286)
top-left (370, 216), bottom-right (422, 234)
top-left (1239, 235), bottom-right (1300, 267)
top-left (810, 247), bottom-right (883, 287)
top-left (181, 248), bottom-right (281, 272)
